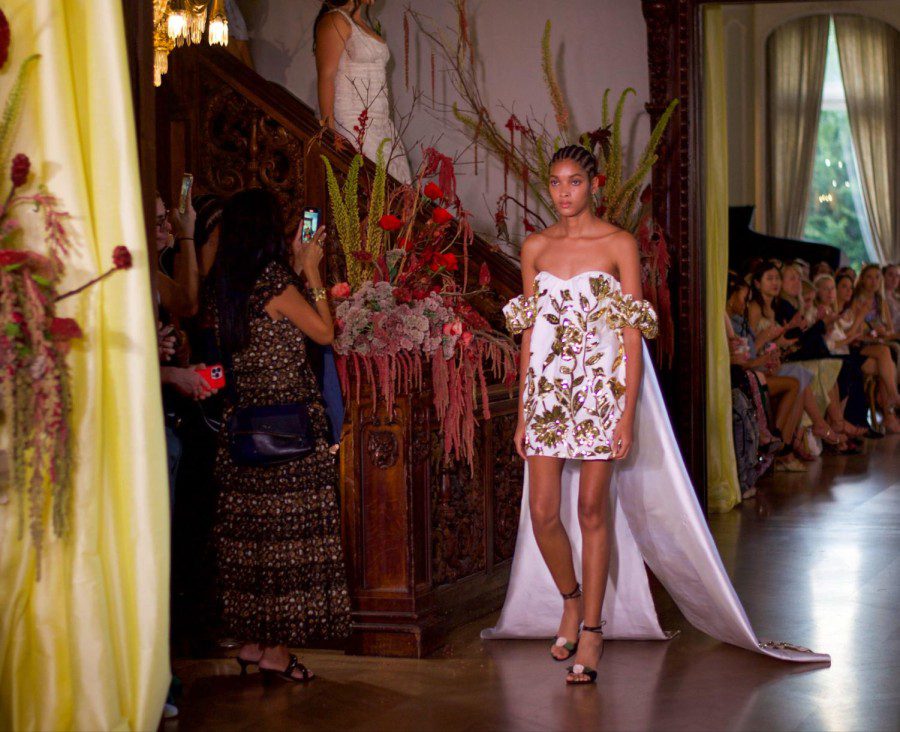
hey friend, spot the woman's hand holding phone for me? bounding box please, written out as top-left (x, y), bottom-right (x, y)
top-left (292, 224), bottom-right (326, 281)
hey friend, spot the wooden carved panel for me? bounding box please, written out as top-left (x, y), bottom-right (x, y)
top-left (491, 413), bottom-right (524, 562)
top-left (431, 428), bottom-right (486, 587)
top-left (197, 78), bottom-right (306, 234)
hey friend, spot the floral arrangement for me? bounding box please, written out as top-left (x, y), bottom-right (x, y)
top-left (323, 142), bottom-right (517, 468)
top-left (0, 13), bottom-right (132, 575)
top-left (407, 2), bottom-right (679, 364)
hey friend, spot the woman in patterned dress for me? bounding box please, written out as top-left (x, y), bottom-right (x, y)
top-left (208, 189), bottom-right (350, 682)
top-left (503, 145), bottom-right (658, 684)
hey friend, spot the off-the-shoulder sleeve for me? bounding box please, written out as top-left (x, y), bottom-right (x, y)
top-left (502, 294), bottom-right (538, 335)
top-left (607, 292), bottom-right (659, 339)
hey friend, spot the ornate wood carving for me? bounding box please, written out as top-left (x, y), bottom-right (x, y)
top-left (367, 431), bottom-right (399, 469)
top-left (431, 429), bottom-right (487, 587)
top-left (491, 413), bottom-right (524, 562)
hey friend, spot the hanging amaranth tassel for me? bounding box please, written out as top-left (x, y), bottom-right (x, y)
top-left (403, 11), bottom-right (410, 91)
top-left (473, 116), bottom-right (482, 175)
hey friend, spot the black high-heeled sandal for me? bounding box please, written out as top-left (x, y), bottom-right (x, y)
top-left (566, 621), bottom-right (605, 685)
top-left (551, 583), bottom-right (583, 662)
top-left (260, 653), bottom-right (314, 683)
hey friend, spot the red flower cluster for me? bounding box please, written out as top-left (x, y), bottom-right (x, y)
top-left (330, 282), bottom-right (352, 299)
top-left (10, 153), bottom-right (29, 188)
top-left (0, 10), bottom-right (9, 69)
top-left (431, 207), bottom-right (453, 225)
top-left (379, 214), bottom-right (403, 231)
top-left (112, 245), bottom-right (132, 270)
top-left (49, 317), bottom-right (83, 342)
top-left (429, 251), bottom-right (458, 272)
top-left (0, 249), bottom-right (28, 267)
top-left (424, 182), bottom-right (444, 200)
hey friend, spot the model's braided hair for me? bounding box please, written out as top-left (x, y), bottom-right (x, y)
top-left (550, 144), bottom-right (598, 180)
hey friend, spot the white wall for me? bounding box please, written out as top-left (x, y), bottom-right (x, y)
top-left (238, 0), bottom-right (650, 243)
top-left (722, 0), bottom-right (900, 221)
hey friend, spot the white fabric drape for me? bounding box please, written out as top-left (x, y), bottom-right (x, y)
top-left (482, 346), bottom-right (830, 665)
top-left (765, 15), bottom-right (830, 238)
top-left (834, 14), bottom-right (900, 264)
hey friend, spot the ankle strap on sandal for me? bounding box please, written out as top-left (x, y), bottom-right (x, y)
top-left (582, 621), bottom-right (606, 634)
top-left (560, 583), bottom-right (582, 600)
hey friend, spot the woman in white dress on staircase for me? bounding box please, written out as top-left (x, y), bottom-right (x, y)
top-left (314, 0), bottom-right (412, 183)
top-left (484, 144), bottom-right (829, 683)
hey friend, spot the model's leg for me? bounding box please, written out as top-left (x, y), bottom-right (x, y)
top-left (528, 455), bottom-right (580, 660)
top-left (567, 459), bottom-right (614, 683)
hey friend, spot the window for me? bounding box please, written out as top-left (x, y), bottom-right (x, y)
top-left (803, 19), bottom-right (873, 268)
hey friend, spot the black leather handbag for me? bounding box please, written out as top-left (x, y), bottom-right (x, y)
top-left (226, 402), bottom-right (315, 466)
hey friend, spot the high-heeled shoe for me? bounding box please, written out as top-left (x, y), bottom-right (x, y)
top-left (551, 582), bottom-right (582, 662)
top-left (566, 622), bottom-right (605, 685)
top-left (259, 653), bottom-right (314, 683)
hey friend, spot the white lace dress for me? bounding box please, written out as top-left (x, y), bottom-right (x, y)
top-left (329, 9), bottom-right (412, 183)
top-left (503, 270), bottom-right (658, 460)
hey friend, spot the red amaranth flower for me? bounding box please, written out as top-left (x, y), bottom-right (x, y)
top-left (424, 182), bottom-right (443, 200)
top-left (10, 154), bottom-right (30, 188)
top-left (379, 214), bottom-right (403, 231)
top-left (523, 219), bottom-right (536, 233)
top-left (595, 205), bottom-right (607, 218)
top-left (0, 249), bottom-right (28, 267)
top-left (597, 174), bottom-right (607, 187)
top-left (432, 207), bottom-right (453, 225)
top-left (49, 317), bottom-right (83, 342)
top-left (0, 10), bottom-right (9, 69)
top-left (478, 262), bottom-right (491, 287)
top-left (397, 236), bottom-right (415, 252)
top-left (353, 250), bottom-right (373, 263)
top-left (112, 245), bottom-right (132, 270)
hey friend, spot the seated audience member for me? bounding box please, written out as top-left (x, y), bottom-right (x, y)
top-left (812, 261), bottom-right (834, 278)
top-left (747, 261), bottom-right (849, 458)
top-left (854, 264), bottom-right (896, 338)
top-left (728, 271), bottom-right (806, 472)
top-left (835, 266), bottom-right (857, 288)
top-left (883, 263), bottom-right (899, 333)
top-left (818, 273), bottom-right (900, 433)
top-left (776, 263), bottom-right (855, 452)
top-left (835, 272), bottom-right (856, 313)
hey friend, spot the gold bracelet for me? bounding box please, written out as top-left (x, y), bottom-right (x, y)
top-left (311, 287), bottom-right (328, 302)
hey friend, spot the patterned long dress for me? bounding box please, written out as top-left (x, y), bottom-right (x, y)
top-left (212, 261), bottom-right (350, 646)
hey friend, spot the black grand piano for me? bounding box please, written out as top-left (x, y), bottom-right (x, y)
top-left (729, 206), bottom-right (842, 272)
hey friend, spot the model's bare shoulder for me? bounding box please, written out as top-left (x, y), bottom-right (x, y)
top-left (520, 232), bottom-right (548, 263)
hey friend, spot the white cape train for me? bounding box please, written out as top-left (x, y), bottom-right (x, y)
top-left (482, 344), bottom-right (830, 664)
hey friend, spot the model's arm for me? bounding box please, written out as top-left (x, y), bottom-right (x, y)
top-left (612, 233), bottom-right (643, 461)
top-left (315, 13), bottom-right (348, 130)
top-left (513, 236), bottom-right (539, 460)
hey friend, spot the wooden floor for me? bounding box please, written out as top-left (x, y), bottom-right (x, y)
top-left (167, 434), bottom-right (900, 732)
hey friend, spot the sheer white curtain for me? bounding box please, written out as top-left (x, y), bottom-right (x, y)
top-left (765, 15), bottom-right (830, 238)
top-left (834, 14), bottom-right (900, 264)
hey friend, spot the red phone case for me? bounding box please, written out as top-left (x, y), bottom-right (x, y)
top-left (196, 364), bottom-right (226, 390)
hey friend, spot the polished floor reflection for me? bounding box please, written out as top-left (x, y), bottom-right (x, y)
top-left (168, 435), bottom-right (899, 731)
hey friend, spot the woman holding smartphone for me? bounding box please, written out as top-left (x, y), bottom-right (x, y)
top-left (208, 189), bottom-right (350, 682)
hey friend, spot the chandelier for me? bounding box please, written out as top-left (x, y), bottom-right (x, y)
top-left (153, 0), bottom-right (229, 86)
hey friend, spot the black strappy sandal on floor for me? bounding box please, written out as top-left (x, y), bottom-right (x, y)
top-left (566, 621), bottom-right (605, 685)
top-left (552, 583), bottom-right (583, 662)
top-left (260, 653), bottom-right (315, 683)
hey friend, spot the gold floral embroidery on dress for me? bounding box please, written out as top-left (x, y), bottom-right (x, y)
top-left (605, 290), bottom-right (659, 339)
top-left (502, 292), bottom-right (538, 335)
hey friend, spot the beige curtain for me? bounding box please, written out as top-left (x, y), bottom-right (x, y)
top-left (834, 14), bottom-right (900, 264)
top-left (765, 15), bottom-right (829, 238)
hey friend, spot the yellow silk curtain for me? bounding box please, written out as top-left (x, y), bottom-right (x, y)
top-left (703, 6), bottom-right (742, 513)
top-left (0, 1), bottom-right (170, 730)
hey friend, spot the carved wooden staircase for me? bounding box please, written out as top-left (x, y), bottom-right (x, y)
top-left (157, 47), bottom-right (525, 657)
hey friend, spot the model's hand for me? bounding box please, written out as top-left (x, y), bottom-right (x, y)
top-left (514, 421), bottom-right (527, 460)
top-left (610, 419), bottom-right (634, 460)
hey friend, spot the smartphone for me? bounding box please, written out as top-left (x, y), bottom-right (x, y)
top-left (196, 364), bottom-right (226, 390)
top-left (178, 173), bottom-right (194, 214)
top-left (301, 207), bottom-right (320, 243)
